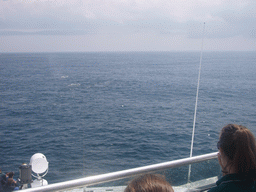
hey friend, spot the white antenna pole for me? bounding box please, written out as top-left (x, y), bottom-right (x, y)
top-left (188, 22), bottom-right (206, 182)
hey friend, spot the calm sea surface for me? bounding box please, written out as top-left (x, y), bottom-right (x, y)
top-left (1, 52), bottom-right (256, 184)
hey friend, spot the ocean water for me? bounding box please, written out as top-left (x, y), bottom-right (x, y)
top-left (1, 51), bottom-right (256, 184)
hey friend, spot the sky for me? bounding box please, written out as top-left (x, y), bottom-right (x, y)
top-left (0, 0), bottom-right (255, 52)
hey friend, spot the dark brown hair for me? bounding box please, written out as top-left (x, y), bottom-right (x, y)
top-left (124, 174), bottom-right (174, 192)
top-left (218, 124), bottom-right (256, 176)
top-left (8, 172), bottom-right (14, 178)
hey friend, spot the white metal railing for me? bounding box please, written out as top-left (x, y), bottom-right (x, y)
top-left (21, 152), bottom-right (218, 192)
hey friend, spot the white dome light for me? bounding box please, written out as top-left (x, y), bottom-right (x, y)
top-left (30, 153), bottom-right (48, 174)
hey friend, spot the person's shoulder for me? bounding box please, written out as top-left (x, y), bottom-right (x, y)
top-left (207, 181), bottom-right (234, 192)
top-left (208, 181), bottom-right (256, 192)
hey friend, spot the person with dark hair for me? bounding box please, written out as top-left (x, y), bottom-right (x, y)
top-left (208, 124), bottom-right (256, 192)
top-left (0, 169), bottom-right (5, 192)
top-left (0, 170), bottom-right (8, 192)
top-left (124, 174), bottom-right (174, 192)
top-left (5, 172), bottom-right (19, 191)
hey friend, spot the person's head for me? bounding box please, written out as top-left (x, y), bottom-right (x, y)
top-left (124, 174), bottom-right (174, 192)
top-left (8, 172), bottom-right (14, 178)
top-left (217, 124), bottom-right (256, 175)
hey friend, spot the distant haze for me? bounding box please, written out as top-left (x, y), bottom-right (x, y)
top-left (0, 0), bottom-right (255, 52)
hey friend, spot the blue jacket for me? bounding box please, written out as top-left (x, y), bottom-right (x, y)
top-left (208, 173), bottom-right (256, 192)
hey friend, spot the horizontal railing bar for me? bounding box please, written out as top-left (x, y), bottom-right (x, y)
top-left (22, 152), bottom-right (218, 192)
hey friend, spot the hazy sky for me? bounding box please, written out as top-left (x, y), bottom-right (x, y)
top-left (0, 0), bottom-right (255, 52)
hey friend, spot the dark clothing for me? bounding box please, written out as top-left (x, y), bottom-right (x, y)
top-left (208, 173), bottom-right (256, 192)
top-left (5, 178), bottom-right (19, 191)
top-left (0, 174), bottom-right (7, 192)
